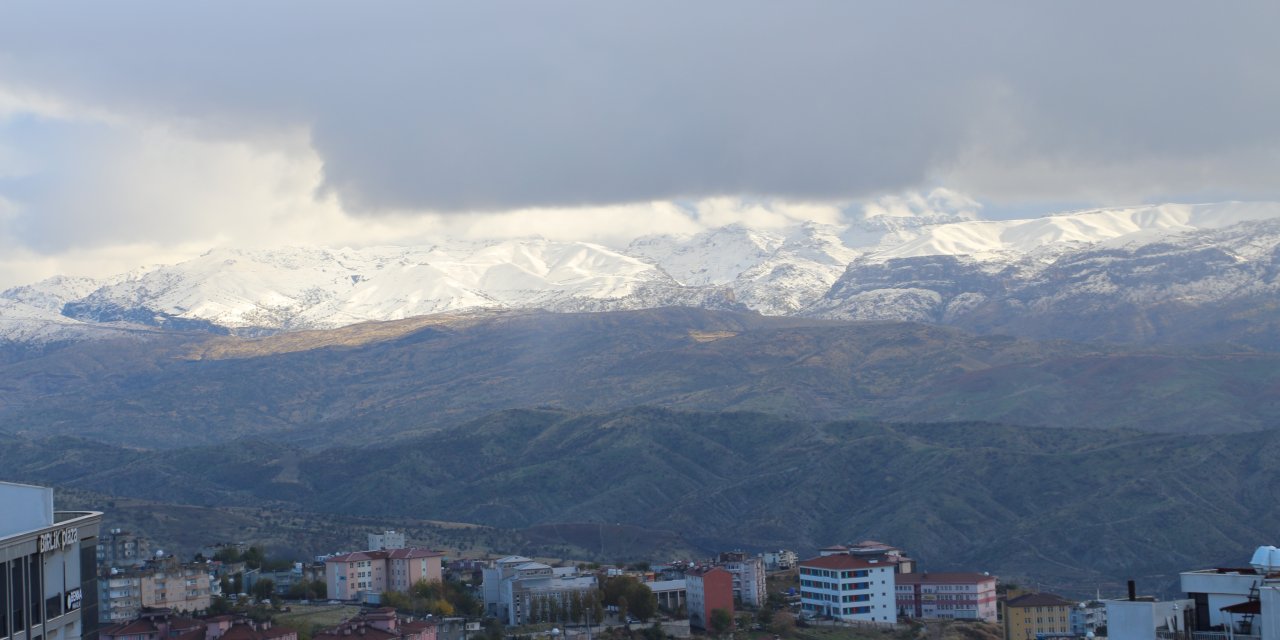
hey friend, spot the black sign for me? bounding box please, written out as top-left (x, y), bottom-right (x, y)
top-left (66, 588), bottom-right (83, 611)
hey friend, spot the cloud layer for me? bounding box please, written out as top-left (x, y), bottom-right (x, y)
top-left (0, 1), bottom-right (1278, 285)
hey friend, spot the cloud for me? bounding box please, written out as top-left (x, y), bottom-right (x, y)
top-left (0, 1), bottom-right (1275, 217)
top-left (0, 1), bottom-right (1278, 286)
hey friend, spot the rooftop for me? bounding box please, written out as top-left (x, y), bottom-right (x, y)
top-left (897, 572), bottom-right (995, 585)
top-left (799, 554), bottom-right (887, 570)
top-left (1006, 593), bottom-right (1073, 608)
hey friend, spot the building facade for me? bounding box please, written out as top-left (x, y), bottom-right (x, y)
top-left (685, 567), bottom-right (733, 631)
top-left (1003, 592), bottom-right (1073, 640)
top-left (325, 548), bottom-right (443, 602)
top-left (96, 531), bottom-right (149, 574)
top-left (367, 532), bottom-right (407, 552)
top-left (481, 557), bottom-right (598, 626)
top-left (715, 552), bottom-right (766, 608)
top-left (894, 572), bottom-right (997, 622)
top-left (99, 558), bottom-right (212, 623)
top-left (798, 554), bottom-right (896, 623)
top-left (1, 481), bottom-right (103, 640)
top-left (760, 551), bottom-right (797, 572)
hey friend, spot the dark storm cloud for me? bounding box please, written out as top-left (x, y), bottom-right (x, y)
top-left (1, 1), bottom-right (1278, 213)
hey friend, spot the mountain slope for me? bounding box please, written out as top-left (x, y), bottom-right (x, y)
top-left (4, 309), bottom-right (1280, 448)
top-left (5, 407), bottom-right (1279, 597)
top-left (811, 218), bottom-right (1280, 346)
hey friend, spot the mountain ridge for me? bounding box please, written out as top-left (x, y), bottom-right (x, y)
top-left (6, 201), bottom-right (1280, 347)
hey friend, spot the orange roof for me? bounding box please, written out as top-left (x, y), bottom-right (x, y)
top-left (102, 620), bottom-right (159, 637)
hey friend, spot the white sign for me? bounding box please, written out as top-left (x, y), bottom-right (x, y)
top-left (38, 527), bottom-right (79, 554)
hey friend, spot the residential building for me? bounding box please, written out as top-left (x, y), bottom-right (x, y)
top-left (325, 548), bottom-right (443, 602)
top-left (1105, 595), bottom-right (1192, 640)
top-left (685, 567), bottom-right (733, 631)
top-left (838, 541), bottom-right (915, 574)
top-left (481, 557), bottom-right (598, 626)
top-left (894, 572), bottom-right (997, 622)
top-left (798, 554), bottom-right (896, 623)
top-left (1069, 600), bottom-right (1107, 636)
top-left (1178, 545), bottom-right (1280, 638)
top-left (97, 531), bottom-right (150, 573)
top-left (99, 557), bottom-right (212, 623)
top-left (368, 532), bottom-right (407, 551)
top-left (313, 608), bottom-right (436, 640)
top-left (715, 552), bottom-right (766, 608)
top-left (760, 551), bottom-right (797, 571)
top-left (1003, 592), bottom-right (1073, 640)
top-left (99, 608), bottom-right (297, 640)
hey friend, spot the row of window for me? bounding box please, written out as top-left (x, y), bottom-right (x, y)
top-left (799, 568), bottom-right (871, 579)
top-left (798, 579), bottom-right (871, 591)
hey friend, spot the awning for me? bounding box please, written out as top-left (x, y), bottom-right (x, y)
top-left (1220, 601), bottom-right (1261, 614)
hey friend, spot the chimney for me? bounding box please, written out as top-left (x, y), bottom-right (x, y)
top-left (1127, 580), bottom-right (1136, 601)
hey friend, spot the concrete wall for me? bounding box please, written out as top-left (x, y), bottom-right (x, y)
top-left (0, 481), bottom-right (54, 538)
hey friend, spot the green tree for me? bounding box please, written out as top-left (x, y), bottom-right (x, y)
top-left (250, 578), bottom-right (275, 602)
top-left (382, 590), bottom-right (412, 609)
top-left (242, 546), bottom-right (266, 570)
top-left (641, 622), bottom-right (664, 640)
top-left (769, 612), bottom-right (795, 638)
top-left (570, 591), bottom-right (585, 624)
top-left (709, 609), bottom-right (733, 637)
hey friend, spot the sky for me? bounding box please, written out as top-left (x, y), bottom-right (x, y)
top-left (0, 1), bottom-right (1278, 287)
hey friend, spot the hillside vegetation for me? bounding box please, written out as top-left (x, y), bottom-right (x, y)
top-left (3, 309), bottom-right (1280, 448)
top-left (6, 407), bottom-right (1279, 596)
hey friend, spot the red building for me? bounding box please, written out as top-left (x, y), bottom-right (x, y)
top-left (685, 566), bottom-right (734, 631)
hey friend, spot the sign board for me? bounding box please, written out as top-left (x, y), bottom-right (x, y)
top-left (39, 527), bottom-right (79, 554)
top-left (66, 588), bottom-right (83, 611)
top-left (465, 623), bottom-right (482, 631)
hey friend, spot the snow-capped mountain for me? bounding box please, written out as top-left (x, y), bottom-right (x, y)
top-left (5, 201), bottom-right (1280, 346)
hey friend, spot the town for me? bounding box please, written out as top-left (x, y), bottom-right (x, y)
top-left (5, 481), bottom-right (1277, 640)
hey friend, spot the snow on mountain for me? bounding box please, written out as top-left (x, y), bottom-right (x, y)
top-left (6, 200), bottom-right (1280, 344)
top-left (869, 202), bottom-right (1280, 263)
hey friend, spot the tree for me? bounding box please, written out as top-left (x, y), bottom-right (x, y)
top-left (618, 596), bottom-right (629, 625)
top-left (769, 612), bottom-right (796, 638)
top-left (250, 578), bottom-right (275, 602)
top-left (570, 591), bottom-right (585, 624)
top-left (382, 591), bottom-right (412, 610)
top-left (709, 609), bottom-right (733, 637)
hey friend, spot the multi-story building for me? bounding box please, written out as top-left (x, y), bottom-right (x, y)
top-left (96, 531), bottom-right (149, 573)
top-left (325, 548), bottom-right (443, 602)
top-left (715, 552), bottom-right (766, 608)
top-left (1069, 600), bottom-right (1107, 636)
top-left (0, 481), bottom-right (104, 640)
top-left (820, 541), bottom-right (915, 575)
top-left (760, 550), bottom-right (797, 571)
top-left (685, 567), bottom-right (733, 631)
top-left (481, 557), bottom-right (597, 626)
top-left (894, 572), bottom-right (997, 622)
top-left (367, 532), bottom-right (407, 551)
top-left (798, 554), bottom-right (896, 623)
top-left (1003, 592), bottom-right (1073, 640)
top-left (99, 558), bottom-right (213, 623)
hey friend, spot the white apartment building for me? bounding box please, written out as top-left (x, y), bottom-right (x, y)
top-left (715, 552), bottom-right (766, 608)
top-left (894, 572), bottom-right (997, 622)
top-left (798, 554), bottom-right (896, 623)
